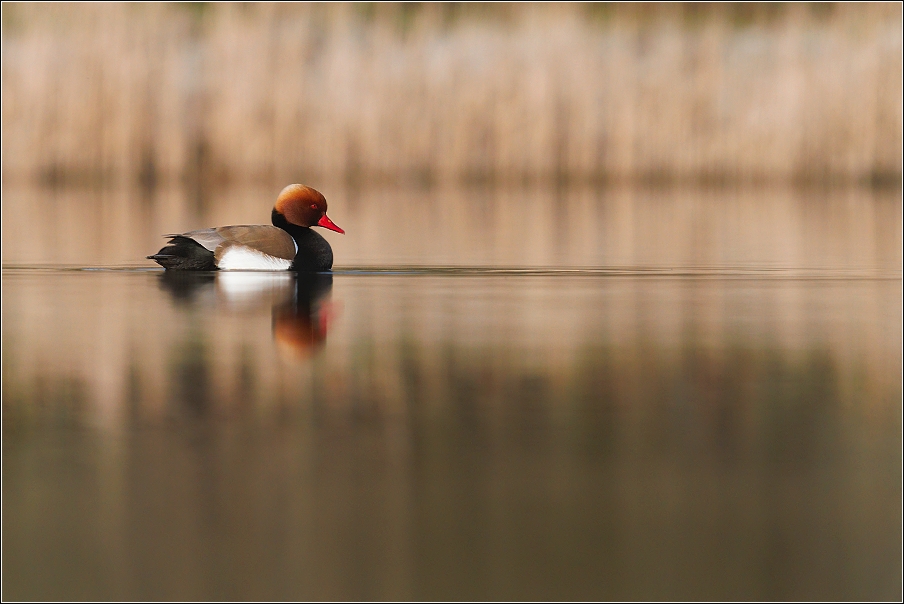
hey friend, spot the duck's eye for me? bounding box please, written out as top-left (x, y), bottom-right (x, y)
top-left (310, 204), bottom-right (318, 210)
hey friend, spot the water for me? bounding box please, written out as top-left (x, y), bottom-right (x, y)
top-left (2, 184), bottom-right (902, 599)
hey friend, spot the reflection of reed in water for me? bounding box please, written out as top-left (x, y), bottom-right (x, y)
top-left (3, 183), bottom-right (901, 269)
top-left (2, 272), bottom-right (901, 600)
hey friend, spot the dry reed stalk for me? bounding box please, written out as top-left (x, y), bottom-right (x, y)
top-left (2, 3), bottom-right (901, 186)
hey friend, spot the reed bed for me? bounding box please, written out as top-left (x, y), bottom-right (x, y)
top-left (2, 3), bottom-right (901, 186)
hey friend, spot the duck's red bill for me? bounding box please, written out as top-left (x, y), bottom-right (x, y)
top-left (317, 214), bottom-right (345, 234)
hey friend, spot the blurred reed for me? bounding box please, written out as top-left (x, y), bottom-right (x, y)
top-left (2, 2), bottom-right (901, 187)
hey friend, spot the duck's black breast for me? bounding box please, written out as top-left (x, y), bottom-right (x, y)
top-left (290, 227), bottom-right (333, 272)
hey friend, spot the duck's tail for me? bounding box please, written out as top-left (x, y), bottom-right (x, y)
top-left (148, 237), bottom-right (217, 270)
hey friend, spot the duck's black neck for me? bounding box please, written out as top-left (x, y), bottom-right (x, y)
top-left (272, 209), bottom-right (308, 241)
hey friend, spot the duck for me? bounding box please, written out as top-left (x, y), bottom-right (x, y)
top-left (148, 184), bottom-right (344, 271)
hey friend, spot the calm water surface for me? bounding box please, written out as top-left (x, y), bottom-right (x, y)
top-left (2, 184), bottom-right (902, 600)
top-left (3, 267), bottom-right (901, 600)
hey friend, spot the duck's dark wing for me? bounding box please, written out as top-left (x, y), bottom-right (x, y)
top-left (148, 226), bottom-right (296, 271)
top-left (210, 226), bottom-right (296, 261)
top-left (177, 228), bottom-right (226, 252)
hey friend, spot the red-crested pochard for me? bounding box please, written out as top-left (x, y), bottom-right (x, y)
top-left (148, 184), bottom-right (344, 271)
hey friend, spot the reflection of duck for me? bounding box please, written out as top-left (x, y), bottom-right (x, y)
top-left (148, 184), bottom-right (344, 272)
top-left (216, 272), bottom-right (295, 310)
top-left (273, 274), bottom-right (334, 358)
top-left (158, 271), bottom-right (217, 304)
top-left (158, 270), bottom-right (295, 310)
top-left (157, 271), bottom-right (334, 357)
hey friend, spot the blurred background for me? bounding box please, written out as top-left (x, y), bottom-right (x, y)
top-left (3, 3), bottom-right (902, 187)
top-left (2, 2), bottom-right (902, 267)
top-left (2, 3), bottom-right (902, 601)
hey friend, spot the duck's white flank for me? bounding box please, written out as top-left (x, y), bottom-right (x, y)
top-left (217, 246), bottom-right (293, 271)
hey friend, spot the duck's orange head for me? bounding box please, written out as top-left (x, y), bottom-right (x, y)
top-left (273, 184), bottom-right (344, 233)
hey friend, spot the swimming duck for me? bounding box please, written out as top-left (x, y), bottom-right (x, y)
top-left (148, 184), bottom-right (344, 271)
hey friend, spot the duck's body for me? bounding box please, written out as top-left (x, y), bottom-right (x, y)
top-left (148, 185), bottom-right (343, 271)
